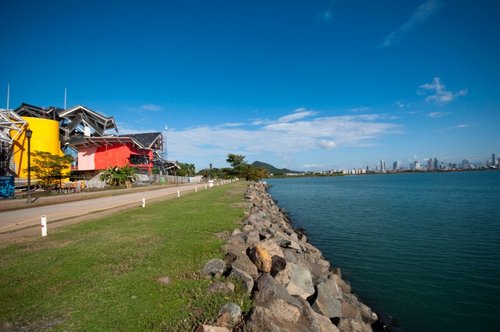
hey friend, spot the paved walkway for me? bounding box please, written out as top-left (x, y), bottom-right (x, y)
top-left (0, 182), bottom-right (214, 244)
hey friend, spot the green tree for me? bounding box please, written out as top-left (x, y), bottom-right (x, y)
top-left (225, 153), bottom-right (268, 181)
top-left (226, 154), bottom-right (247, 178)
top-left (100, 165), bottom-right (137, 187)
top-left (28, 151), bottom-right (74, 189)
top-left (177, 162), bottom-right (196, 177)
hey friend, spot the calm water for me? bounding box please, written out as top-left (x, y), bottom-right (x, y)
top-left (267, 171), bottom-right (500, 332)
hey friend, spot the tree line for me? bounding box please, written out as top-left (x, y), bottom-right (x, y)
top-left (27, 151), bottom-right (268, 190)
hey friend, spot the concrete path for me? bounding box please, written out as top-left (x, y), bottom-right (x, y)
top-left (0, 182), bottom-right (210, 242)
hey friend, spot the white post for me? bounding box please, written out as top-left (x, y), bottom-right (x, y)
top-left (205, 184), bottom-right (207, 190)
top-left (195, 187), bottom-right (198, 192)
top-left (142, 198), bottom-right (146, 208)
top-left (177, 190), bottom-right (180, 197)
top-left (41, 215), bottom-right (47, 237)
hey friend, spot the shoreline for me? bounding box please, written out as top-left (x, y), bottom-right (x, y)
top-left (208, 182), bottom-right (382, 331)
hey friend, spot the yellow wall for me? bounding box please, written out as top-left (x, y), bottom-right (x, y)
top-left (12, 117), bottom-right (63, 178)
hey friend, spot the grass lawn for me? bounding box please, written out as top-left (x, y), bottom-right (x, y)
top-left (0, 182), bottom-right (251, 331)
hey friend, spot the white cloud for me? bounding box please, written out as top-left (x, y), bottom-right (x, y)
top-left (419, 77), bottom-right (468, 105)
top-left (317, 139), bottom-right (337, 149)
top-left (277, 108), bottom-right (317, 123)
top-left (446, 123), bottom-right (471, 130)
top-left (427, 111), bottom-right (451, 118)
top-left (221, 122), bottom-right (245, 128)
top-left (302, 163), bottom-right (324, 169)
top-left (395, 101), bottom-right (408, 110)
top-left (380, 0), bottom-right (443, 48)
top-left (140, 104), bottom-right (163, 111)
top-left (165, 109), bottom-right (402, 168)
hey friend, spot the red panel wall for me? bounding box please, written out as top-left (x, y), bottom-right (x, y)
top-left (93, 143), bottom-right (153, 171)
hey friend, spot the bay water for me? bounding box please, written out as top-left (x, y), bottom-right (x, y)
top-left (267, 171), bottom-right (500, 332)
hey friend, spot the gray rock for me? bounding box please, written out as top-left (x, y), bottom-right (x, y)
top-left (332, 273), bottom-right (351, 294)
top-left (229, 267), bottom-right (254, 293)
top-left (358, 301), bottom-right (378, 324)
top-left (276, 262), bottom-right (315, 300)
top-left (245, 230), bottom-right (261, 246)
top-left (216, 302), bottom-right (242, 328)
top-left (244, 306), bottom-right (286, 332)
top-left (231, 253), bottom-right (259, 279)
top-left (203, 259), bottom-right (226, 277)
top-left (253, 273), bottom-right (300, 308)
top-left (313, 311), bottom-right (340, 332)
top-left (312, 278), bottom-right (343, 318)
top-left (306, 257), bottom-right (331, 285)
top-left (337, 318), bottom-right (372, 332)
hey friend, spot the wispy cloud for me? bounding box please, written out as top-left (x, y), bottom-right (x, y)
top-left (318, 9), bottom-right (333, 23)
top-left (302, 163), bottom-right (325, 169)
top-left (349, 107), bottom-right (371, 113)
top-left (395, 101), bottom-right (408, 110)
top-left (427, 111), bottom-right (451, 118)
top-left (419, 77), bottom-right (467, 105)
top-left (380, 0), bottom-right (444, 48)
top-left (445, 123), bottom-right (472, 130)
top-left (165, 109), bottom-right (402, 168)
top-left (140, 104), bottom-right (163, 111)
top-left (277, 108), bottom-right (317, 123)
top-left (221, 122), bottom-right (245, 128)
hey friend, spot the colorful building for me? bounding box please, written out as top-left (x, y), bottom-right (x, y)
top-left (1, 103), bottom-right (178, 182)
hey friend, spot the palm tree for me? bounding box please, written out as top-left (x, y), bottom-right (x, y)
top-left (100, 165), bottom-right (137, 188)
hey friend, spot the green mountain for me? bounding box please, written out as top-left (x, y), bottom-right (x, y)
top-left (251, 161), bottom-right (298, 175)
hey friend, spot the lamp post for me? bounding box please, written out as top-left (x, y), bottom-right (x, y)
top-left (25, 129), bottom-right (33, 203)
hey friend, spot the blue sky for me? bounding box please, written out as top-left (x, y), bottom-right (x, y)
top-left (1, 0), bottom-right (499, 171)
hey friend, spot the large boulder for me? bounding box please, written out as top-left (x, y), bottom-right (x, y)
top-left (231, 254), bottom-right (259, 279)
top-left (203, 259), bottom-right (226, 277)
top-left (275, 262), bottom-right (315, 300)
top-left (312, 278), bottom-right (343, 318)
top-left (253, 274), bottom-right (300, 308)
top-left (229, 267), bottom-right (254, 294)
top-left (248, 244), bottom-right (272, 273)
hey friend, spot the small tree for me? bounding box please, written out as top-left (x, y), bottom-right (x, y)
top-left (225, 153), bottom-right (268, 181)
top-left (177, 162), bottom-right (196, 177)
top-left (100, 165), bottom-right (137, 187)
top-left (28, 151), bottom-right (73, 189)
top-left (226, 154), bottom-right (247, 178)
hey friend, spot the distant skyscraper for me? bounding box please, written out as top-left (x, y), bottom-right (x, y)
top-left (493, 154), bottom-right (496, 167)
top-left (434, 158), bottom-right (439, 171)
top-left (427, 158), bottom-right (434, 171)
top-left (380, 160), bottom-right (386, 172)
top-left (393, 160), bottom-right (401, 171)
top-left (462, 159), bottom-right (470, 169)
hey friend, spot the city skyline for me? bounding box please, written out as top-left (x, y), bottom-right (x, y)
top-left (326, 152), bottom-right (499, 175)
top-left (1, 1), bottom-right (499, 171)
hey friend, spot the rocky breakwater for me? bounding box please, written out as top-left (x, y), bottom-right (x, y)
top-left (200, 182), bottom-right (378, 332)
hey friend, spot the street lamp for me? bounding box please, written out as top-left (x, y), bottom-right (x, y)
top-left (25, 129), bottom-right (33, 203)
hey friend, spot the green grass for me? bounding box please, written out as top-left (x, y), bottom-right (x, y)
top-left (0, 182), bottom-right (252, 331)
